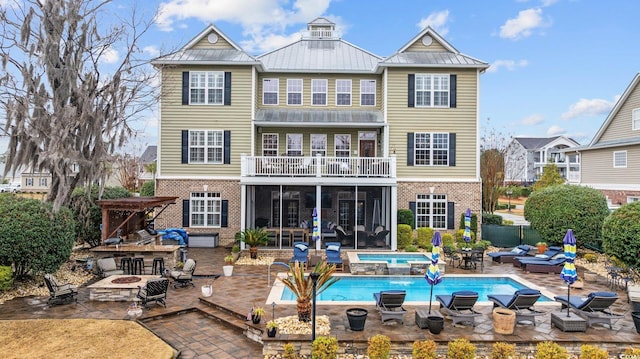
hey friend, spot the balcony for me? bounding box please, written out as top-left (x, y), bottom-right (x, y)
top-left (241, 155), bottom-right (396, 178)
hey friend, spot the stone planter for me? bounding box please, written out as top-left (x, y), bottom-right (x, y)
top-left (223, 265), bottom-right (233, 277)
top-left (493, 308), bottom-right (516, 334)
top-left (346, 308), bottom-right (368, 331)
top-left (426, 315), bottom-right (444, 334)
top-left (201, 285), bottom-right (213, 297)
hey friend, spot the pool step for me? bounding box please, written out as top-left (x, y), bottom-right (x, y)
top-left (199, 298), bottom-right (264, 343)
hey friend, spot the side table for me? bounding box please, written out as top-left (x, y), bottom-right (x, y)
top-left (550, 311), bottom-right (587, 332)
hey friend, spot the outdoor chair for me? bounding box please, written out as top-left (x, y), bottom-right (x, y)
top-left (512, 246), bottom-right (563, 268)
top-left (136, 278), bottom-right (169, 308)
top-left (442, 246), bottom-right (461, 267)
top-left (290, 242), bottom-right (309, 268)
top-left (324, 242), bottom-right (343, 271)
top-left (371, 230), bottom-right (390, 248)
top-left (520, 258), bottom-right (566, 274)
top-left (44, 274), bottom-right (78, 305)
top-left (96, 257), bottom-right (125, 278)
top-left (436, 290), bottom-right (481, 327)
top-left (488, 288), bottom-right (543, 325)
top-left (373, 290), bottom-right (407, 324)
top-left (487, 245), bottom-right (532, 263)
top-left (170, 258), bottom-right (196, 288)
top-left (334, 226), bottom-right (353, 247)
top-left (554, 291), bottom-right (623, 329)
top-left (470, 248), bottom-right (485, 271)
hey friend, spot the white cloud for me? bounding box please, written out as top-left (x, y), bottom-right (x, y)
top-left (486, 59), bottom-right (529, 73)
top-left (546, 125), bottom-right (565, 136)
top-left (240, 32), bottom-right (302, 55)
top-left (417, 10), bottom-right (450, 36)
top-left (561, 98), bottom-right (615, 120)
top-left (521, 114), bottom-right (544, 125)
top-left (143, 45), bottom-right (160, 58)
top-left (499, 8), bottom-right (547, 40)
top-left (101, 47), bottom-right (119, 64)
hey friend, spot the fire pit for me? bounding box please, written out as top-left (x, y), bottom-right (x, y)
top-left (88, 275), bottom-right (159, 301)
top-left (111, 276), bottom-right (142, 284)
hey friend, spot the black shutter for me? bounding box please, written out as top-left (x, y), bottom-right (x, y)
top-left (447, 202), bottom-right (455, 229)
top-left (450, 74), bottom-right (457, 108)
top-left (221, 200), bottom-right (229, 227)
top-left (408, 74), bottom-right (415, 107)
top-left (409, 201), bottom-right (416, 229)
top-left (182, 199), bottom-right (190, 227)
top-left (223, 130), bottom-right (231, 164)
top-left (181, 130), bottom-right (189, 164)
top-left (407, 133), bottom-right (414, 166)
top-left (182, 72), bottom-right (189, 105)
top-left (224, 72), bottom-right (232, 106)
top-left (449, 133), bottom-right (456, 167)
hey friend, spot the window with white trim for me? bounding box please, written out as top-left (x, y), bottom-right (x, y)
top-left (633, 108), bottom-right (640, 130)
top-left (190, 192), bottom-right (221, 227)
top-left (263, 78), bottom-right (279, 105)
top-left (312, 79), bottom-right (328, 106)
top-left (39, 177), bottom-right (47, 186)
top-left (287, 134), bottom-right (303, 156)
top-left (25, 178), bottom-right (33, 186)
top-left (416, 194), bottom-right (447, 229)
top-left (415, 132), bottom-right (449, 166)
top-left (262, 134), bottom-right (278, 156)
top-left (311, 134), bottom-right (327, 156)
top-left (287, 79), bottom-right (302, 105)
top-left (627, 196), bottom-right (640, 203)
top-left (336, 79), bottom-right (352, 106)
top-left (189, 71), bottom-right (224, 104)
top-left (360, 80), bottom-right (376, 106)
top-left (613, 151), bottom-right (627, 168)
top-left (189, 130), bottom-right (223, 164)
top-left (415, 74), bottom-right (449, 107)
top-left (335, 134), bottom-right (351, 157)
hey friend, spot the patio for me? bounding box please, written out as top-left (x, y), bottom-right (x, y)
top-left (1, 247), bottom-right (639, 358)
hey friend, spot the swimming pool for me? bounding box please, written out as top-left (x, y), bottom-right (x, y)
top-left (356, 253), bottom-right (430, 265)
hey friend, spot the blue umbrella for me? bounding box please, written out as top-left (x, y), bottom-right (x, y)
top-left (312, 208), bottom-right (320, 255)
top-left (426, 231), bottom-right (443, 313)
top-left (463, 208), bottom-right (472, 243)
top-left (560, 229), bottom-right (578, 317)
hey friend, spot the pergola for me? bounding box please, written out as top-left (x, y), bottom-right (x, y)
top-left (96, 196), bottom-right (178, 242)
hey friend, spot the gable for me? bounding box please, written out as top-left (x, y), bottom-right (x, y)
top-left (191, 30), bottom-right (235, 50)
top-left (403, 34), bottom-right (449, 52)
top-left (597, 79), bottom-right (640, 143)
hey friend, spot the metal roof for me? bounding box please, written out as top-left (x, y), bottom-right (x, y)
top-left (380, 51), bottom-right (488, 68)
top-left (140, 145), bottom-right (157, 164)
top-left (257, 39), bottom-right (382, 73)
top-left (514, 136), bottom-right (579, 150)
top-left (152, 48), bottom-right (259, 65)
top-left (255, 109), bottom-right (383, 127)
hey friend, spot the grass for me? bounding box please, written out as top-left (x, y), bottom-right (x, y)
top-left (495, 196), bottom-right (525, 216)
top-left (0, 319), bottom-right (176, 359)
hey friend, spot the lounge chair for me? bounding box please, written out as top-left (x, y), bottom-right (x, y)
top-left (170, 258), bottom-right (196, 288)
top-left (136, 278), bottom-right (169, 308)
top-left (44, 274), bottom-right (78, 305)
top-left (371, 230), bottom-right (390, 248)
top-left (290, 242), bottom-right (309, 268)
top-left (512, 246), bottom-right (563, 268)
top-left (324, 242), bottom-right (343, 271)
top-left (334, 226), bottom-right (353, 247)
top-left (373, 290), bottom-right (408, 324)
top-left (521, 258), bottom-right (566, 274)
top-left (488, 288), bottom-right (543, 325)
top-left (96, 257), bottom-right (125, 278)
top-left (554, 291), bottom-right (623, 329)
top-left (488, 245), bottom-right (532, 263)
top-left (436, 290), bottom-right (481, 326)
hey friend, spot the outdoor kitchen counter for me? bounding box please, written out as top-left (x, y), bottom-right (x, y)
top-left (90, 244), bottom-right (182, 269)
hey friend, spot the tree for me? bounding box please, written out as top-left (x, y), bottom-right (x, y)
top-left (278, 262), bottom-right (339, 322)
top-left (481, 148), bottom-right (504, 213)
top-left (533, 164), bottom-right (565, 191)
top-left (0, 0), bottom-right (156, 210)
top-left (602, 202), bottom-right (640, 268)
top-left (114, 153), bottom-right (139, 192)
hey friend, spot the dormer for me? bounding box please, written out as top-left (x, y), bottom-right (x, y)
top-left (302, 17), bottom-right (340, 40)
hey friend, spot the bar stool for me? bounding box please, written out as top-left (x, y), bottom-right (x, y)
top-left (132, 257), bottom-right (145, 275)
top-left (152, 257), bottom-right (165, 275)
top-left (120, 257), bottom-right (132, 275)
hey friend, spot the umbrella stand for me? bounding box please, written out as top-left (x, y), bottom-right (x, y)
top-left (428, 284), bottom-right (434, 314)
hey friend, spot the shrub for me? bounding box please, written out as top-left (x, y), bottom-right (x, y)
top-left (139, 180), bottom-right (155, 197)
top-left (367, 334), bottom-right (391, 359)
top-left (458, 212), bottom-right (478, 234)
top-left (70, 186), bottom-right (131, 247)
top-left (412, 340), bottom-right (437, 359)
top-left (0, 195), bottom-right (76, 278)
top-left (442, 233), bottom-right (454, 248)
top-left (482, 213), bottom-right (503, 225)
top-left (397, 224), bottom-right (413, 249)
top-left (398, 208), bottom-right (414, 229)
top-left (524, 185), bottom-right (609, 248)
top-left (624, 347), bottom-right (640, 356)
top-left (454, 229), bottom-right (475, 244)
top-left (583, 253), bottom-right (598, 263)
top-left (282, 343), bottom-right (297, 359)
top-left (490, 342), bottom-right (515, 359)
top-left (580, 345), bottom-right (608, 359)
top-left (447, 339), bottom-right (475, 359)
top-left (416, 227), bottom-right (435, 249)
top-left (502, 219), bottom-right (514, 226)
top-left (404, 245), bottom-right (418, 252)
top-left (0, 265), bottom-right (13, 291)
top-left (311, 336), bottom-right (338, 359)
top-left (535, 341), bottom-right (567, 359)
top-left (520, 187), bottom-right (532, 197)
top-left (602, 201), bottom-right (640, 268)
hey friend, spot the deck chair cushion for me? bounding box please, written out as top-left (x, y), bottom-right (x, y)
top-left (295, 243), bottom-right (308, 251)
top-left (327, 245), bottom-right (340, 252)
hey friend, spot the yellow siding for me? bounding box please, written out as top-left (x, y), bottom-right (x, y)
top-left (599, 83), bottom-right (640, 142)
top-left (256, 128), bottom-right (380, 156)
top-left (386, 68), bottom-right (478, 179)
top-left (159, 65), bottom-right (253, 177)
top-left (581, 145), bottom-right (640, 184)
top-left (191, 31), bottom-right (235, 50)
top-left (405, 37), bottom-right (448, 52)
top-left (256, 73), bottom-right (383, 110)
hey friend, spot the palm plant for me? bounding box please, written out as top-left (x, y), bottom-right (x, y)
top-left (236, 228), bottom-right (269, 259)
top-left (279, 261), bottom-right (339, 322)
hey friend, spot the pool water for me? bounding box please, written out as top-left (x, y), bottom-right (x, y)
top-left (280, 275), bottom-right (552, 302)
top-left (356, 253), bottom-right (430, 265)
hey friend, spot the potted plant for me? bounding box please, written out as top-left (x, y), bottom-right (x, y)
top-left (536, 242), bottom-right (547, 254)
top-left (223, 255), bottom-right (234, 277)
top-left (252, 307), bottom-right (266, 324)
top-left (237, 228), bottom-right (269, 259)
top-left (279, 261), bottom-right (339, 322)
top-left (266, 320), bottom-right (278, 337)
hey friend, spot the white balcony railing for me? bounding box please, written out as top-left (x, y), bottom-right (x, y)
top-left (241, 155), bottom-right (396, 178)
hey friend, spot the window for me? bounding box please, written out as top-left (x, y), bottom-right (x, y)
top-left (360, 80), bottom-right (376, 106)
top-left (25, 178), bottom-right (33, 186)
top-left (415, 74), bottom-right (449, 107)
top-left (633, 108), bottom-right (640, 131)
top-left (336, 79), bottom-right (352, 106)
top-left (39, 177), bottom-right (47, 186)
top-left (628, 196), bottom-right (640, 203)
top-left (311, 134), bottom-right (327, 156)
top-left (335, 134), bottom-right (351, 157)
top-left (189, 71), bottom-right (224, 104)
top-left (287, 134), bottom-right (303, 156)
top-left (613, 151), bottom-right (627, 168)
top-left (263, 78), bottom-right (279, 105)
top-left (416, 194), bottom-right (447, 229)
top-left (262, 134), bottom-right (278, 156)
top-left (287, 79), bottom-right (303, 105)
top-left (415, 132), bottom-right (449, 166)
top-left (312, 79), bottom-right (327, 105)
top-left (189, 130), bottom-right (223, 164)
top-left (190, 192), bottom-right (221, 227)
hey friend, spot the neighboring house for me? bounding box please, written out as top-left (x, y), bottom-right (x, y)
top-left (20, 170), bottom-right (51, 193)
top-left (139, 145), bottom-right (157, 182)
top-left (565, 73), bottom-right (640, 208)
top-left (151, 18), bottom-right (488, 249)
top-left (504, 136), bottom-right (580, 184)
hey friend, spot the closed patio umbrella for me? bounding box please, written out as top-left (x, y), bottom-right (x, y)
top-left (426, 231), bottom-right (443, 313)
top-left (312, 208), bottom-right (320, 255)
top-left (463, 208), bottom-right (472, 243)
top-left (560, 229), bottom-right (578, 317)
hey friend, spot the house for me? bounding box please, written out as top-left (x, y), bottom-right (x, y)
top-left (564, 73), bottom-right (640, 207)
top-left (151, 18), bottom-right (488, 250)
top-left (139, 145), bottom-right (157, 182)
top-left (504, 136), bottom-right (580, 184)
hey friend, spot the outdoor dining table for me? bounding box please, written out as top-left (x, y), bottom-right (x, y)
top-left (457, 248), bottom-right (474, 270)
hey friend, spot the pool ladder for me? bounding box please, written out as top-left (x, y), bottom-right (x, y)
top-left (267, 262), bottom-right (290, 287)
